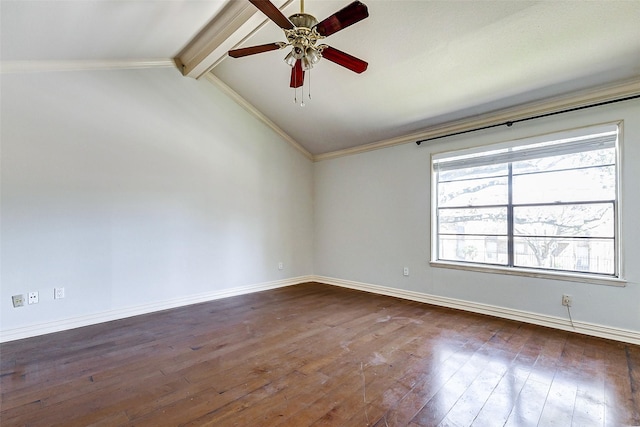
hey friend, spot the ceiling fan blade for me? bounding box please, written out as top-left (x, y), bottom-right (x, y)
top-left (249, 0), bottom-right (295, 30)
top-left (228, 43), bottom-right (283, 58)
top-left (314, 1), bottom-right (369, 37)
top-left (321, 46), bottom-right (368, 73)
top-left (290, 59), bottom-right (305, 88)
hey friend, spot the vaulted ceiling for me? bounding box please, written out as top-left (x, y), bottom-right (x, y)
top-left (3, 0), bottom-right (640, 157)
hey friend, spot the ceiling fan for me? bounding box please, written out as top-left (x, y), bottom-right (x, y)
top-left (228, 0), bottom-right (369, 102)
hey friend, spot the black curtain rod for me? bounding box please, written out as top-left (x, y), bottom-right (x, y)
top-left (415, 93), bottom-right (640, 146)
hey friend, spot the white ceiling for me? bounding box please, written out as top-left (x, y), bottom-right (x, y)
top-left (213, 0), bottom-right (640, 155)
top-left (2, 0), bottom-right (640, 156)
top-left (0, 0), bottom-right (226, 61)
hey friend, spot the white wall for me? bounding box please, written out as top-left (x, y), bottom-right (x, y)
top-left (3, 65), bottom-right (639, 342)
top-left (314, 98), bottom-right (640, 333)
top-left (1, 67), bottom-right (314, 335)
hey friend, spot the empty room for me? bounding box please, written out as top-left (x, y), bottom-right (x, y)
top-left (2, 0), bottom-right (640, 425)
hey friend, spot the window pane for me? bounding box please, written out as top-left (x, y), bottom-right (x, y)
top-left (438, 163), bottom-right (508, 182)
top-left (439, 235), bottom-right (508, 265)
top-left (512, 148), bottom-right (615, 175)
top-left (438, 176), bottom-right (508, 207)
top-left (439, 207), bottom-right (507, 235)
top-left (433, 124), bottom-right (618, 278)
top-left (514, 203), bottom-right (614, 238)
top-left (512, 165), bottom-right (615, 204)
top-left (514, 237), bottom-right (614, 274)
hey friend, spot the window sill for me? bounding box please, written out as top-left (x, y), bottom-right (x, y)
top-left (430, 260), bottom-right (626, 287)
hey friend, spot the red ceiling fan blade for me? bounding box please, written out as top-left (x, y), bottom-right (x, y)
top-left (289, 59), bottom-right (305, 88)
top-left (249, 0), bottom-right (295, 30)
top-left (314, 1), bottom-right (369, 37)
top-left (229, 43), bottom-right (283, 58)
top-left (321, 46), bottom-right (368, 74)
top-left (290, 59), bottom-right (305, 88)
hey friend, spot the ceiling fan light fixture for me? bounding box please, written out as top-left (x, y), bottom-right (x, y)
top-left (301, 55), bottom-right (312, 71)
top-left (293, 45), bottom-right (305, 59)
top-left (301, 47), bottom-right (322, 71)
top-left (284, 51), bottom-right (297, 67)
top-left (307, 47), bottom-right (322, 65)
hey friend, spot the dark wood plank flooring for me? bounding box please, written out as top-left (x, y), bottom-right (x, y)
top-left (2, 282), bottom-right (639, 426)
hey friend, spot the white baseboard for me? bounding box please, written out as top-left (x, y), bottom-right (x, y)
top-left (313, 275), bottom-right (640, 346)
top-left (4, 275), bottom-right (639, 345)
top-left (0, 276), bottom-right (314, 343)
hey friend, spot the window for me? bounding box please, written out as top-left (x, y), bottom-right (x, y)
top-left (432, 123), bottom-right (619, 278)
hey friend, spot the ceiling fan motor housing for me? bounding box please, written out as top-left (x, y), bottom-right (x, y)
top-left (288, 13), bottom-right (318, 29)
top-left (285, 13), bottom-right (324, 59)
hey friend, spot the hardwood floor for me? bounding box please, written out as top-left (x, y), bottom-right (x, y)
top-left (1, 282), bottom-right (639, 426)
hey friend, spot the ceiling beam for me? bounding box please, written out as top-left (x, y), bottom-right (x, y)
top-left (175, 0), bottom-right (293, 79)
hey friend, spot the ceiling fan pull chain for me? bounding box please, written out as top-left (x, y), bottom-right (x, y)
top-left (301, 80), bottom-right (306, 107)
top-left (309, 70), bottom-right (312, 100)
top-left (293, 67), bottom-right (298, 104)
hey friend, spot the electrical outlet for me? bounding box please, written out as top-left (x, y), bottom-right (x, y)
top-left (12, 294), bottom-right (25, 308)
top-left (403, 267), bottom-right (409, 276)
top-left (28, 291), bottom-right (39, 305)
top-left (562, 294), bottom-right (572, 307)
top-left (54, 287), bottom-right (65, 299)
top-left (278, 262), bottom-right (283, 270)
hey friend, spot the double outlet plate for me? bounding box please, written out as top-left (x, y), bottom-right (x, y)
top-left (12, 292), bottom-right (38, 307)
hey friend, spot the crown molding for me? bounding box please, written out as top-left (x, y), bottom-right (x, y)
top-left (206, 75), bottom-right (640, 164)
top-left (314, 76), bottom-right (640, 162)
top-left (204, 73), bottom-right (313, 161)
top-left (0, 59), bottom-right (175, 74)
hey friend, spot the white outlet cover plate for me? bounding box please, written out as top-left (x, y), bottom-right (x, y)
top-left (28, 291), bottom-right (39, 304)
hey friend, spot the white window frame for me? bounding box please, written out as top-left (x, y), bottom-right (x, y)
top-left (430, 122), bottom-right (625, 286)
